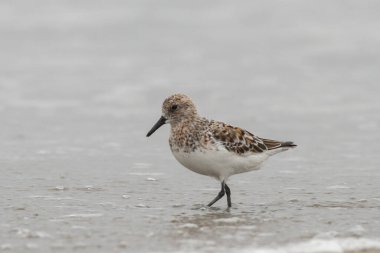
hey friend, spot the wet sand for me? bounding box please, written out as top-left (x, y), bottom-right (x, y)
top-left (1, 0), bottom-right (380, 252)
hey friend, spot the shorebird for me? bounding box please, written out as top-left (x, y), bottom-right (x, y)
top-left (146, 94), bottom-right (296, 207)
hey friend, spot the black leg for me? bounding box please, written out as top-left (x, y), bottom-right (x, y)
top-left (225, 184), bottom-right (231, 207)
top-left (207, 182), bottom-right (225, 207)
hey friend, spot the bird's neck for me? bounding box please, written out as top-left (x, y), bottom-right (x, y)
top-left (170, 114), bottom-right (201, 130)
top-left (169, 116), bottom-right (207, 152)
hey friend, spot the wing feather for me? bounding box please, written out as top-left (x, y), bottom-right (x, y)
top-left (209, 121), bottom-right (296, 155)
top-left (209, 121), bottom-right (267, 155)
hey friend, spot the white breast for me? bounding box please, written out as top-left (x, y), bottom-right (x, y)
top-left (171, 147), bottom-right (269, 181)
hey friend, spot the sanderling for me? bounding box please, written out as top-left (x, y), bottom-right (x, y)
top-left (147, 94), bottom-right (296, 208)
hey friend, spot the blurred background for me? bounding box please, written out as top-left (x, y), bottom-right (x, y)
top-left (1, 1), bottom-right (380, 252)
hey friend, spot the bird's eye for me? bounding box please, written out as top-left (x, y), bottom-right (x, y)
top-left (171, 104), bottom-right (178, 111)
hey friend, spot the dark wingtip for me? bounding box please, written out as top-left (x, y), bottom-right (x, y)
top-left (281, 141), bottom-right (297, 148)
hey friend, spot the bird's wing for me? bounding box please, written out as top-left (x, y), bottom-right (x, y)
top-left (209, 121), bottom-right (268, 155)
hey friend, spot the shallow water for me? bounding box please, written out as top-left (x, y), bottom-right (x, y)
top-left (1, 1), bottom-right (380, 252)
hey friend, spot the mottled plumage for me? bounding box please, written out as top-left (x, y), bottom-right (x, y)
top-left (147, 94), bottom-right (296, 207)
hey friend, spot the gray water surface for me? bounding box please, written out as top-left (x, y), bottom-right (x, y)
top-left (1, 1), bottom-right (380, 252)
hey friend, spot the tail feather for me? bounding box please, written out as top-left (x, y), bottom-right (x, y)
top-left (280, 141), bottom-right (297, 148)
top-left (260, 138), bottom-right (297, 150)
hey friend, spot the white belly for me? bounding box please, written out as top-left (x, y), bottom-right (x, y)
top-left (171, 148), bottom-right (269, 181)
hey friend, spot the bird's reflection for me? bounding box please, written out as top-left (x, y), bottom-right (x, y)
top-left (170, 206), bottom-right (258, 250)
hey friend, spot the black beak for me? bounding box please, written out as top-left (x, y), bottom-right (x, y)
top-left (146, 116), bottom-right (167, 137)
